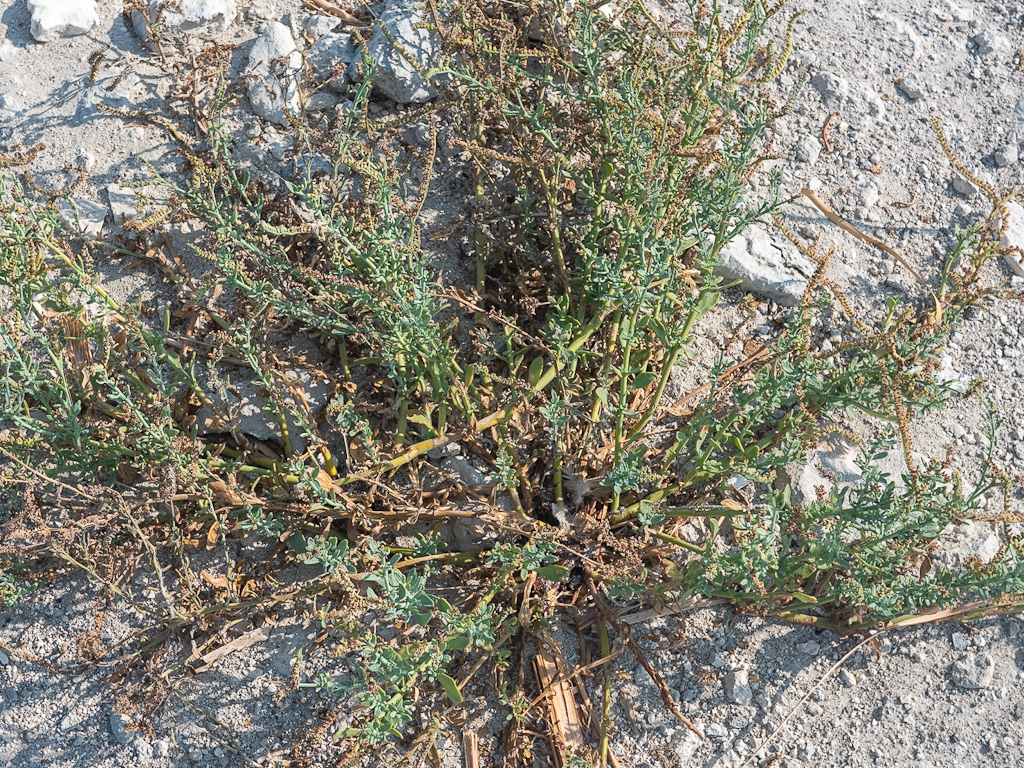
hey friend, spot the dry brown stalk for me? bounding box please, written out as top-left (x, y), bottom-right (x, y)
top-left (532, 632), bottom-right (587, 768)
top-left (801, 186), bottom-right (942, 321)
top-left (463, 731), bottom-right (480, 768)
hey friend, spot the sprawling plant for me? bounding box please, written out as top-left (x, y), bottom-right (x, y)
top-left (0, 0), bottom-right (1022, 762)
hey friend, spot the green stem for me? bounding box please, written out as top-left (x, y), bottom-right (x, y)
top-left (339, 310), bottom-right (609, 485)
top-left (648, 529), bottom-right (705, 555)
top-left (623, 292), bottom-right (705, 443)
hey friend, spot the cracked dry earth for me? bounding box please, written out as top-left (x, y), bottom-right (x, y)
top-left (1, 0), bottom-right (1024, 767)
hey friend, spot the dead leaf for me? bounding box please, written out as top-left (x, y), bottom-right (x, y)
top-left (206, 521), bottom-right (221, 549)
top-left (210, 481), bottom-right (243, 508)
top-left (201, 570), bottom-right (229, 589)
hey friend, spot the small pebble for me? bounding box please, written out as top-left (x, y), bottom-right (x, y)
top-left (795, 135), bottom-right (822, 164)
top-left (973, 30), bottom-right (1011, 56)
top-left (109, 713), bottom-right (132, 745)
top-left (839, 669), bottom-right (857, 688)
top-left (796, 640), bottom-right (821, 656)
top-left (724, 669), bottom-right (754, 706)
top-left (953, 173), bottom-right (980, 198)
top-left (705, 722), bottom-right (729, 739)
top-left (950, 652), bottom-right (995, 690)
top-left (995, 144), bottom-right (1019, 168)
top-left (854, 180), bottom-right (879, 207)
top-left (897, 76), bottom-right (925, 101)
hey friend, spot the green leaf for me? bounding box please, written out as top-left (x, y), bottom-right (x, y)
top-left (412, 611), bottom-right (433, 626)
top-left (789, 592), bottom-right (818, 604)
top-left (527, 355), bottom-right (545, 387)
top-left (696, 290), bottom-right (719, 315)
top-left (444, 636), bottom-right (472, 651)
top-left (406, 412), bottom-right (436, 432)
top-left (649, 319), bottom-right (669, 346)
top-left (438, 673), bottom-right (463, 704)
top-left (628, 372), bottom-right (657, 391)
top-left (534, 565), bottom-right (570, 582)
top-left (287, 533), bottom-right (307, 555)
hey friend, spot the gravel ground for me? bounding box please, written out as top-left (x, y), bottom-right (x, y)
top-left (1, 0), bottom-right (1023, 766)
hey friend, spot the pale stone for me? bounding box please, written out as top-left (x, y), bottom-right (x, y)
top-left (715, 225), bottom-right (814, 306)
top-left (1000, 202), bottom-right (1024, 277)
top-left (247, 22), bottom-right (302, 126)
top-left (26, 0), bottom-right (98, 43)
top-left (364, 0), bottom-right (442, 103)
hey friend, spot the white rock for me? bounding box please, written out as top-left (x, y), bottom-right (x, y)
top-left (0, 94), bottom-right (22, 113)
top-left (59, 197), bottom-right (107, 238)
top-left (307, 32), bottom-right (359, 95)
top-left (305, 90), bottom-right (342, 112)
top-left (796, 640), bottom-right (821, 656)
top-left (724, 670), bottom-right (753, 706)
top-left (932, 0), bottom-right (974, 22)
top-left (809, 72), bottom-right (884, 126)
top-left (936, 355), bottom-right (971, 393)
top-left (247, 22), bottom-right (302, 126)
top-left (779, 438), bottom-right (910, 508)
top-left (999, 202), bottom-right (1024, 277)
top-left (715, 225), bottom-right (814, 307)
top-left (856, 86), bottom-right (886, 122)
top-left (810, 71), bottom-right (849, 109)
top-left (134, 0), bottom-right (235, 37)
top-left (950, 653), bottom-right (994, 690)
top-left (897, 76), bottom-right (925, 101)
top-left (196, 368), bottom-right (331, 452)
top-left (106, 184), bottom-right (140, 226)
top-left (1015, 99), bottom-right (1024, 135)
top-left (705, 722), bottom-right (729, 739)
top-left (136, 738), bottom-right (153, 761)
top-left (0, 41), bottom-right (19, 62)
top-left (871, 12), bottom-right (927, 59)
top-left (109, 713), bottom-right (132, 745)
top-left (995, 144), bottom-right (1018, 168)
top-left (952, 172), bottom-right (980, 198)
top-left (441, 456), bottom-right (492, 488)
top-left (795, 135), bottom-right (821, 164)
top-left (951, 631), bottom-right (969, 651)
top-left (854, 180), bottom-right (879, 208)
top-left (303, 14), bottom-right (341, 39)
top-left (817, 438), bottom-right (864, 484)
top-left (934, 520), bottom-right (1003, 569)
top-left (364, 0), bottom-right (442, 103)
top-left (26, 0), bottom-right (98, 42)
top-left (973, 30), bottom-right (1011, 57)
top-left (670, 727), bottom-right (701, 762)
